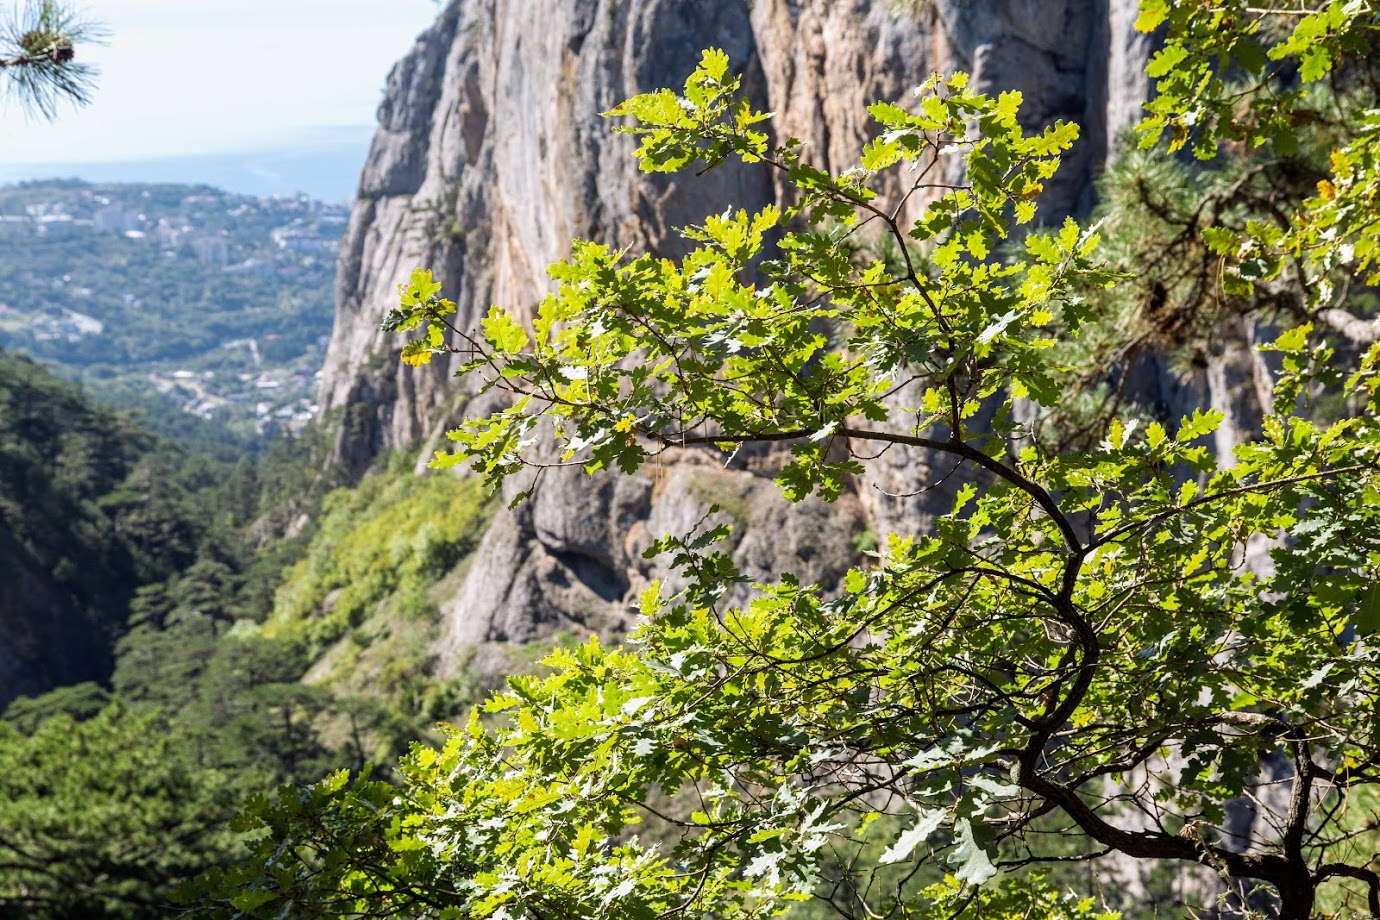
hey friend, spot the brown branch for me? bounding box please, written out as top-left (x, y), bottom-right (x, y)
top-left (1018, 765), bottom-right (1308, 905)
top-left (1316, 863), bottom-right (1380, 917)
top-left (662, 425), bottom-right (1082, 553)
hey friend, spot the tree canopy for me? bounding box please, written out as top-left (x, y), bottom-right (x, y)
top-left (0, 353), bottom-right (453, 917)
top-left (197, 4), bottom-right (1380, 920)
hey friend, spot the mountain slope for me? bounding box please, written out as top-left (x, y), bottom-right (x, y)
top-left (0, 350), bottom-right (151, 702)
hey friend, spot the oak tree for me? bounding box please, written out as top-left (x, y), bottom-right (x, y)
top-left (200, 7), bottom-right (1380, 918)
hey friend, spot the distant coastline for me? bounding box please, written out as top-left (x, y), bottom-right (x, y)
top-left (0, 125), bottom-right (374, 204)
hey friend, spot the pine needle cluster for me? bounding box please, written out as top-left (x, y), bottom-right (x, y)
top-left (0, 0), bottom-right (103, 120)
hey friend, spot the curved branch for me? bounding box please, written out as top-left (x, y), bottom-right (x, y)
top-left (665, 425), bottom-right (1082, 553)
top-left (1318, 307), bottom-right (1380, 345)
top-left (1316, 863), bottom-right (1380, 917)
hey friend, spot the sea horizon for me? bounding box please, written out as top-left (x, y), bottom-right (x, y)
top-left (0, 125), bottom-right (376, 204)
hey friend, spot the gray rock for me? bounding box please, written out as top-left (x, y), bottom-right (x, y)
top-left (320, 0), bottom-right (1155, 469)
top-left (317, 0), bottom-right (1161, 662)
top-left (437, 455), bottom-right (864, 681)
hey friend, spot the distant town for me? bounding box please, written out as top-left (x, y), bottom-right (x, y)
top-left (0, 181), bottom-right (347, 437)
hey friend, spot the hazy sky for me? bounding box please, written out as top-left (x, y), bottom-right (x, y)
top-left (0, 0), bottom-right (441, 164)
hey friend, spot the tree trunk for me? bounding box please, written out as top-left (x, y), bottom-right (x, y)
top-left (1276, 872), bottom-right (1314, 920)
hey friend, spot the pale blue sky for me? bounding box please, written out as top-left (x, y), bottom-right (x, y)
top-left (0, 0), bottom-right (441, 165)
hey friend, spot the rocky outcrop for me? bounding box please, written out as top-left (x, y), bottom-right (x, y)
top-left (438, 457), bottom-right (867, 678)
top-left (314, 0), bottom-right (1293, 669)
top-left (321, 0), bottom-right (1156, 468)
top-left (318, 0), bottom-right (1167, 654)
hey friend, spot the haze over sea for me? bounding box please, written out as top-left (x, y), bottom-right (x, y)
top-left (0, 126), bottom-right (375, 203)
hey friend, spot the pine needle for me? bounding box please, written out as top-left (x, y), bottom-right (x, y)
top-left (0, 0), bottom-right (106, 120)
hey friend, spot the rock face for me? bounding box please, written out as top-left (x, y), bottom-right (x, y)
top-left (322, 0), bottom-right (1155, 468)
top-left (313, 0), bottom-right (1291, 663)
top-left (320, 0), bottom-right (1165, 656)
top-left (436, 457), bottom-right (867, 677)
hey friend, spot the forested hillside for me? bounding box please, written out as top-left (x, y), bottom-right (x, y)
top-left (0, 349), bottom-right (150, 700)
top-left (0, 347), bottom-right (305, 911)
top-left (0, 177), bottom-right (503, 914)
top-left (0, 348), bottom-right (498, 915)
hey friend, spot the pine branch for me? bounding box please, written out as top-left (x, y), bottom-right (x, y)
top-left (0, 0), bottom-right (104, 120)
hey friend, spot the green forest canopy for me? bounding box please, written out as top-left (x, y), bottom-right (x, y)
top-left (0, 350), bottom-right (484, 917)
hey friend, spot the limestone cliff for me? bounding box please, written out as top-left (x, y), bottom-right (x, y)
top-left (318, 0), bottom-right (1287, 671)
top-left (322, 0), bottom-right (1156, 467)
top-left (319, 0), bottom-right (1168, 659)
top-left (318, 0), bottom-right (1300, 654)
